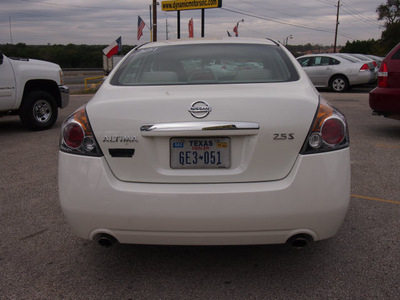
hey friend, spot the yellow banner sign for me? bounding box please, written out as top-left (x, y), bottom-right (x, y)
top-left (162, 0), bottom-right (222, 11)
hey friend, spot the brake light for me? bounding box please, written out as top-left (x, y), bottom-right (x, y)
top-left (359, 64), bottom-right (370, 71)
top-left (321, 118), bottom-right (345, 145)
top-left (377, 62), bottom-right (388, 88)
top-left (301, 97), bottom-right (349, 154)
top-left (60, 105), bottom-right (103, 156)
top-left (63, 122), bottom-right (84, 148)
top-left (372, 61), bottom-right (378, 68)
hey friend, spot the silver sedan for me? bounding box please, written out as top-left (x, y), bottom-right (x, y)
top-left (297, 54), bottom-right (376, 92)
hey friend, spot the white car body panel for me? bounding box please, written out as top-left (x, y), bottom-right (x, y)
top-left (6, 57), bottom-right (62, 110)
top-left (87, 80), bottom-right (318, 183)
top-left (0, 56), bottom-right (16, 110)
top-left (59, 148), bottom-right (350, 245)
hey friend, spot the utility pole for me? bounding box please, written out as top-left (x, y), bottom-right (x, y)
top-left (153, 0), bottom-right (157, 42)
top-left (149, 5), bottom-right (153, 41)
top-left (333, 0), bottom-right (340, 53)
top-left (9, 16), bottom-right (13, 44)
top-left (166, 19), bottom-right (169, 40)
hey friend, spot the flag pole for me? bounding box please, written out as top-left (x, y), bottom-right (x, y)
top-left (149, 5), bottom-right (153, 42)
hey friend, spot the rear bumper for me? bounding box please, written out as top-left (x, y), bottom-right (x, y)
top-left (369, 87), bottom-right (400, 116)
top-left (58, 148), bottom-right (351, 245)
top-left (349, 71), bottom-right (376, 86)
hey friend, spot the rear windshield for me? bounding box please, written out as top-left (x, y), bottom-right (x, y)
top-left (392, 47), bottom-right (400, 59)
top-left (110, 43), bottom-right (299, 86)
top-left (336, 54), bottom-right (359, 63)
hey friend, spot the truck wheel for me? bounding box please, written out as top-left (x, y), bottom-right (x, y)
top-left (19, 91), bottom-right (58, 131)
top-left (329, 75), bottom-right (349, 93)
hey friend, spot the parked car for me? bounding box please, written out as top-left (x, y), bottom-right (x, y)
top-left (0, 51), bottom-right (69, 130)
top-left (344, 53), bottom-right (378, 66)
top-left (297, 53), bottom-right (376, 92)
top-left (369, 43), bottom-right (400, 120)
top-left (365, 54), bottom-right (383, 68)
top-left (331, 53), bottom-right (376, 72)
top-left (59, 38), bottom-right (350, 248)
top-left (335, 53), bottom-right (378, 80)
top-left (340, 53), bottom-right (379, 74)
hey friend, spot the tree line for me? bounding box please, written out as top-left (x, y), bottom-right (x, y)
top-left (0, 39), bottom-right (391, 70)
top-left (0, 43), bottom-right (136, 69)
top-left (1, 42), bottom-right (347, 68)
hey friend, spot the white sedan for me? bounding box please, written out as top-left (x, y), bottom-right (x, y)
top-left (59, 38), bottom-right (350, 248)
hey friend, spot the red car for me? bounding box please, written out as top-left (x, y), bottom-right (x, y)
top-left (369, 43), bottom-right (400, 120)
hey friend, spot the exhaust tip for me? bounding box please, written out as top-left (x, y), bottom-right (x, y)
top-left (94, 234), bottom-right (118, 247)
top-left (286, 234), bottom-right (313, 249)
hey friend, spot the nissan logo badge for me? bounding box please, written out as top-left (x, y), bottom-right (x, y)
top-left (188, 101), bottom-right (212, 118)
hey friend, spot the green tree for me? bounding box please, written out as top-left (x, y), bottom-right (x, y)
top-left (377, 0), bottom-right (400, 52)
top-left (377, 0), bottom-right (400, 25)
top-left (339, 39), bottom-right (384, 55)
top-left (0, 44), bottom-right (136, 68)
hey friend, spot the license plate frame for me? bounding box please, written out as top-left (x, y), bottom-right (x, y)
top-left (170, 137), bottom-right (230, 169)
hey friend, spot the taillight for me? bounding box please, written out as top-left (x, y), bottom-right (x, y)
top-left (60, 105), bottom-right (103, 156)
top-left (321, 117), bottom-right (345, 145)
top-left (359, 64), bottom-right (370, 71)
top-left (63, 122), bottom-right (84, 148)
top-left (372, 61), bottom-right (378, 68)
top-left (301, 97), bottom-right (349, 154)
top-left (377, 62), bottom-right (388, 88)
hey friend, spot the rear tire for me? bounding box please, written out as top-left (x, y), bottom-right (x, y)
top-left (19, 90), bottom-right (58, 131)
top-left (329, 75), bottom-right (349, 93)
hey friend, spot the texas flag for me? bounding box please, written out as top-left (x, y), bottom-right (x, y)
top-left (188, 18), bottom-right (194, 38)
top-left (233, 26), bottom-right (238, 37)
top-left (102, 37), bottom-right (122, 58)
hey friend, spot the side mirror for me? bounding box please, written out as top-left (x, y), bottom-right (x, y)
top-left (0, 51), bottom-right (3, 65)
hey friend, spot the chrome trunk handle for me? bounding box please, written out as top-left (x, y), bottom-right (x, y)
top-left (140, 121), bottom-right (259, 136)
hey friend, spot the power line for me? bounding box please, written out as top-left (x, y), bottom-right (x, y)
top-left (241, 0), bottom-right (306, 19)
top-left (19, 0), bottom-right (120, 10)
top-left (341, 2), bottom-right (381, 26)
top-left (222, 6), bottom-right (331, 33)
top-left (221, 6), bottom-right (357, 40)
top-left (314, 0), bottom-right (336, 6)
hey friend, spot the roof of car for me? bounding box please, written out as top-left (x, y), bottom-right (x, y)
top-left (298, 53), bottom-right (355, 59)
top-left (297, 53), bottom-right (339, 59)
top-left (138, 37), bottom-right (279, 48)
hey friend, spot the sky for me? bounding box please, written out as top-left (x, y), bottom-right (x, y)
top-left (0, 0), bottom-right (384, 46)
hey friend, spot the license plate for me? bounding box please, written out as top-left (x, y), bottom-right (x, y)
top-left (170, 137), bottom-right (230, 169)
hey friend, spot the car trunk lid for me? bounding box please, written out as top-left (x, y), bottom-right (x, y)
top-left (87, 82), bottom-right (318, 183)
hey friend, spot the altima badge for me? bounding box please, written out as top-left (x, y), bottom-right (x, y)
top-left (189, 101), bottom-right (212, 118)
top-left (103, 136), bottom-right (138, 143)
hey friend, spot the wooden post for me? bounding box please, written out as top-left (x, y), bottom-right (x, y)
top-left (153, 0), bottom-right (157, 42)
top-left (201, 9), bottom-right (205, 37)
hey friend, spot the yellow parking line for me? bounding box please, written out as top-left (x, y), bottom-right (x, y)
top-left (375, 144), bottom-right (400, 149)
top-left (351, 194), bottom-right (400, 205)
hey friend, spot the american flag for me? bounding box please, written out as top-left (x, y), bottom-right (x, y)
top-left (137, 16), bottom-right (145, 41)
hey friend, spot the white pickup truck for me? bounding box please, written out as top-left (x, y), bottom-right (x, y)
top-left (0, 51), bottom-right (69, 130)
